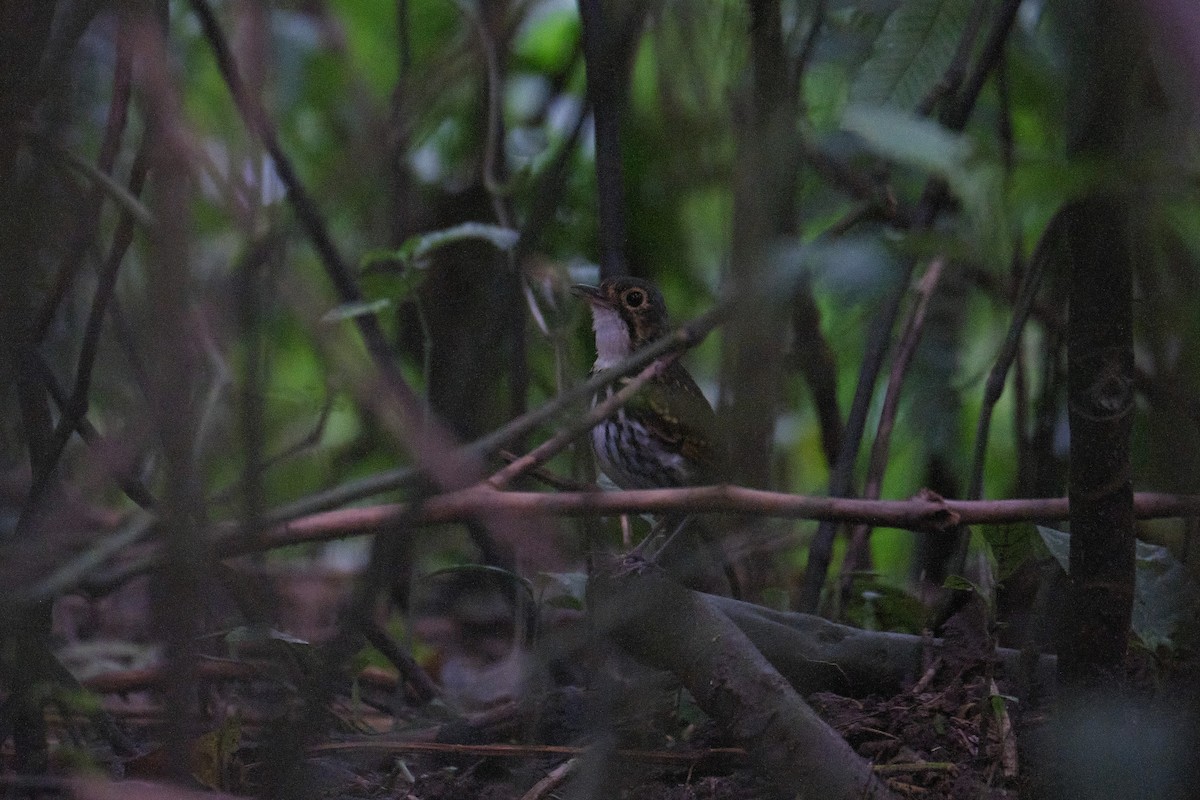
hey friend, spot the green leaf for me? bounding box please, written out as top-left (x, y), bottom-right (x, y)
top-left (362, 224), bottom-right (519, 272)
top-left (359, 251), bottom-right (432, 302)
top-left (399, 222), bottom-right (520, 262)
top-left (769, 236), bottom-right (901, 304)
top-left (843, 579), bottom-right (927, 634)
top-left (537, 571), bottom-right (589, 610)
top-left (841, 104), bottom-right (1010, 269)
top-left (1035, 525), bottom-right (1070, 572)
top-left (989, 691), bottom-right (1016, 719)
top-left (321, 298), bottom-right (393, 323)
top-left (943, 574), bottom-right (983, 594)
top-left (842, 104), bottom-right (971, 177)
top-left (850, 0), bottom-right (973, 109)
top-left (1132, 538), bottom-right (1192, 651)
top-left (982, 523), bottom-right (1048, 582)
top-left (514, 9), bottom-right (581, 73)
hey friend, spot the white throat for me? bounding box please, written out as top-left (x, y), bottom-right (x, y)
top-left (590, 305), bottom-right (632, 370)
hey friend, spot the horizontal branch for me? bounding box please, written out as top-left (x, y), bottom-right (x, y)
top-left (234, 488), bottom-right (1200, 556)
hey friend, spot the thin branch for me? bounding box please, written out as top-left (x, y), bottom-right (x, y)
top-left (843, 258), bottom-right (946, 578)
top-left (941, 0), bottom-right (1023, 131)
top-left (579, 0), bottom-right (644, 278)
top-left (514, 90), bottom-right (589, 262)
top-left (791, 0), bottom-right (826, 94)
top-left (360, 619), bottom-right (440, 704)
top-left (22, 131), bottom-right (156, 233)
top-left (24, 141), bottom-right (151, 515)
top-left (915, 0), bottom-right (988, 117)
top-left (866, 264), bottom-right (944, 495)
top-left (800, 267), bottom-right (906, 611)
top-left (791, 286), bottom-right (843, 468)
top-left (486, 357), bottom-right (672, 489)
top-left (496, 450), bottom-right (594, 491)
top-left (34, 21), bottom-right (134, 343)
top-left (27, 512), bottom-right (156, 604)
top-left (969, 210), bottom-right (1064, 501)
top-left (396, 0), bottom-right (411, 75)
top-left (186, 0), bottom-right (502, 526)
top-left (520, 757), bottom-right (579, 800)
top-left (35, 355), bottom-right (157, 509)
top-left (455, 0), bottom-right (512, 228)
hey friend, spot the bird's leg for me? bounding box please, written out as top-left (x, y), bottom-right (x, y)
top-left (644, 515), bottom-right (692, 562)
top-left (629, 514), bottom-right (692, 561)
top-left (649, 515), bottom-right (742, 599)
top-left (620, 513), bottom-right (633, 548)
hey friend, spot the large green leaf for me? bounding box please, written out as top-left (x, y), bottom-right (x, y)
top-left (850, 0), bottom-right (976, 110)
top-left (841, 105), bottom-right (1009, 268)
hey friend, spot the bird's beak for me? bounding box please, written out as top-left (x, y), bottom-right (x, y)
top-left (570, 283), bottom-right (607, 306)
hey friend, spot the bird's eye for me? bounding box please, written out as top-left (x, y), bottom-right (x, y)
top-left (625, 289), bottom-right (645, 308)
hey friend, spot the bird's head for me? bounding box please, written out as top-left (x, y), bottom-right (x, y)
top-left (572, 277), bottom-right (669, 368)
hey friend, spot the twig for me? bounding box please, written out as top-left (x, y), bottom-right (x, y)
top-left (791, 284), bottom-right (843, 468)
top-left (22, 131), bottom-right (156, 233)
top-left (872, 762), bottom-right (956, 775)
top-left (579, 0), bottom-right (644, 278)
top-left (514, 89), bottom-right (589, 261)
top-left (800, 267), bottom-right (906, 611)
top-left (869, 261), bottom-right (947, 491)
top-left (129, 6), bottom-right (204, 781)
top-left (456, 0), bottom-right (512, 228)
top-left (486, 358), bottom-right (670, 489)
top-left (843, 259), bottom-right (946, 578)
top-left (520, 757), bottom-right (578, 800)
top-left (496, 450), bottom-right (594, 491)
top-left (27, 512), bottom-right (156, 604)
top-left (915, 0), bottom-right (988, 117)
top-left (207, 392), bottom-right (334, 506)
top-left (24, 139), bottom-right (151, 517)
top-left (35, 355), bottom-right (157, 509)
top-left (33, 20), bottom-right (134, 342)
top-left (186, 0), bottom-right (434, 451)
top-left (360, 619), bottom-right (440, 704)
top-left (309, 739), bottom-right (745, 764)
top-left (969, 212), bottom-right (1064, 501)
top-left (791, 0), bottom-right (826, 94)
top-left (941, 0), bottom-right (1024, 131)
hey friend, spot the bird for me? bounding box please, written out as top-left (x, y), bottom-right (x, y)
top-left (570, 277), bottom-right (723, 492)
top-left (572, 277), bottom-right (737, 595)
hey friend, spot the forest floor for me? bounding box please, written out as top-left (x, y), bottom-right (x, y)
top-left (25, 559), bottom-right (1167, 800)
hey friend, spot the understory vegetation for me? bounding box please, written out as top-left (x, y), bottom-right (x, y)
top-left (1, 1), bottom-right (1198, 798)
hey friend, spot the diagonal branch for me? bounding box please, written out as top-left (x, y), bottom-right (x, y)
top-left (842, 258), bottom-right (946, 580)
top-left (486, 357), bottom-right (670, 489)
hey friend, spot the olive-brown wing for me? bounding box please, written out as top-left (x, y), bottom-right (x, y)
top-left (622, 361), bottom-right (725, 484)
